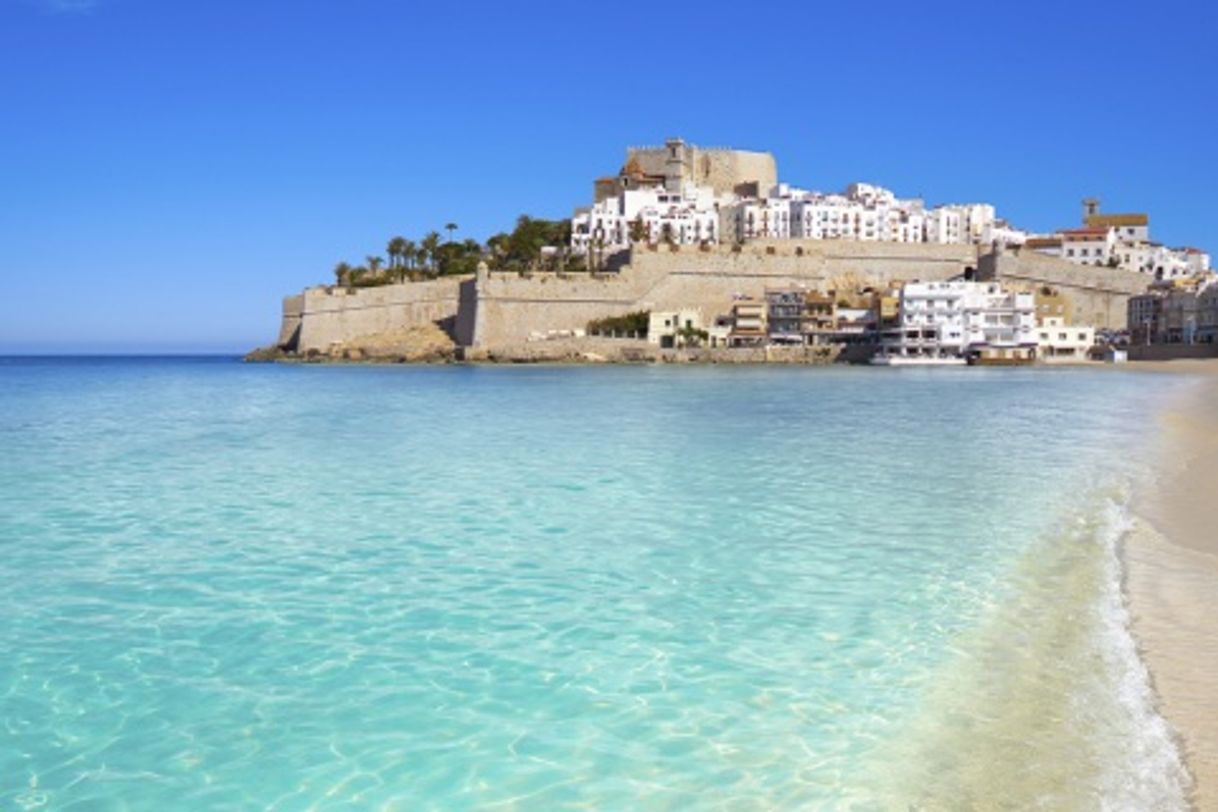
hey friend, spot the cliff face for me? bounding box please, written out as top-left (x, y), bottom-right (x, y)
top-left (271, 243), bottom-right (1149, 355)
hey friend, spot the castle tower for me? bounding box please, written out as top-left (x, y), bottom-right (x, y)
top-left (664, 137), bottom-right (686, 192)
top-left (1082, 197), bottom-right (1101, 223)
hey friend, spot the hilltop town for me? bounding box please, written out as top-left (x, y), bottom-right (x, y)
top-left (256, 139), bottom-right (1217, 364)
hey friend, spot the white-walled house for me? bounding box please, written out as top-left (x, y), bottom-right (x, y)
top-left (572, 182), bottom-right (722, 253)
top-left (876, 281), bottom-right (1036, 363)
top-left (1036, 317), bottom-right (1095, 363)
top-left (648, 309), bottom-right (705, 347)
top-left (1059, 227), bottom-right (1114, 266)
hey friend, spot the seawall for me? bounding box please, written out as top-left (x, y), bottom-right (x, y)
top-left (293, 277), bottom-right (468, 354)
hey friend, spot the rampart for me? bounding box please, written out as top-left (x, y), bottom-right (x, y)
top-left (978, 247), bottom-right (1150, 329)
top-left (273, 241), bottom-right (1155, 354)
top-left (291, 277), bottom-right (467, 353)
top-left (467, 241), bottom-right (980, 347)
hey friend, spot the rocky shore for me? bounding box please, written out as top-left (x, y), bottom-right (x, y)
top-left (247, 334), bottom-right (850, 365)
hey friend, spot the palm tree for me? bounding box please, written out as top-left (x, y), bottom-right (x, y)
top-left (333, 261), bottom-right (352, 286)
top-left (402, 239), bottom-right (418, 271)
top-left (421, 232), bottom-right (441, 274)
top-left (366, 256), bottom-right (385, 278)
top-left (487, 233), bottom-right (509, 269)
top-left (444, 222), bottom-right (458, 244)
top-left (387, 237), bottom-right (407, 271)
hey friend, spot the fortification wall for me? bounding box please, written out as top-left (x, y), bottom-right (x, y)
top-left (294, 277), bottom-right (466, 352)
top-left (275, 242), bottom-right (1150, 354)
top-left (469, 241), bottom-right (979, 348)
top-left (624, 144), bottom-right (778, 195)
top-left (698, 150), bottom-right (777, 195)
top-left (979, 249), bottom-right (1151, 329)
top-left (277, 294), bottom-right (304, 349)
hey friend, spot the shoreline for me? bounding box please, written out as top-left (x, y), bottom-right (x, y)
top-left (1126, 360), bottom-right (1218, 809)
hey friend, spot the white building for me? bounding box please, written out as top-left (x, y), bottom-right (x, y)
top-left (572, 182), bottom-right (722, 254)
top-left (648, 308), bottom-right (705, 347)
top-left (1060, 227), bottom-right (1114, 266)
top-left (1036, 317), bottom-right (1095, 363)
top-left (1058, 203), bottom-right (1213, 279)
top-left (733, 197), bottom-right (793, 241)
top-left (923, 208), bottom-right (964, 244)
top-left (876, 281), bottom-right (1037, 363)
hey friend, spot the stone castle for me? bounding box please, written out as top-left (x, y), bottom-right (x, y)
top-left (602, 140), bottom-right (778, 199)
top-left (267, 138), bottom-right (1170, 359)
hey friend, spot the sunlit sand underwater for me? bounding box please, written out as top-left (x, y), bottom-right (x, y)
top-left (0, 359), bottom-right (1192, 808)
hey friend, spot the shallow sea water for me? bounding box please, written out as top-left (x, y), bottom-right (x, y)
top-left (0, 358), bottom-right (1193, 809)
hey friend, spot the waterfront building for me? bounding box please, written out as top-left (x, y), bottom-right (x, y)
top-left (766, 288), bottom-right (807, 344)
top-left (1128, 291), bottom-right (1165, 345)
top-left (1127, 280), bottom-right (1218, 344)
top-left (1198, 283), bottom-right (1218, 344)
top-left (1036, 317), bottom-right (1096, 363)
top-left (707, 318), bottom-right (733, 348)
top-left (804, 291), bottom-right (838, 344)
top-left (728, 299), bottom-right (767, 346)
top-left (876, 281), bottom-right (1037, 363)
top-left (648, 309), bottom-right (705, 348)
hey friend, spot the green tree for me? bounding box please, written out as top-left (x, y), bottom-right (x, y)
top-left (387, 237), bottom-right (407, 274)
top-left (402, 239), bottom-right (418, 272)
top-left (486, 232), bottom-right (511, 269)
top-left (445, 222), bottom-right (458, 244)
top-left (421, 232), bottom-right (442, 274)
top-left (333, 261), bottom-right (352, 286)
top-left (366, 256), bottom-right (385, 278)
top-left (629, 216), bottom-right (647, 243)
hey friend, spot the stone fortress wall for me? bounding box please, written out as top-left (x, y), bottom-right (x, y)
top-left (278, 241), bottom-right (1151, 354)
top-left (978, 246), bottom-right (1149, 330)
top-left (465, 241), bottom-right (978, 348)
top-left (294, 276), bottom-right (466, 353)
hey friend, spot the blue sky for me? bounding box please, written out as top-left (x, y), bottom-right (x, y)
top-left (2, 0), bottom-right (1215, 352)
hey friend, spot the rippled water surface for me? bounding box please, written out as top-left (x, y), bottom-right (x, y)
top-left (0, 358), bottom-right (1194, 808)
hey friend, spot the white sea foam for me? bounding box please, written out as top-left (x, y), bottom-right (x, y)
top-left (866, 489), bottom-right (1192, 809)
top-left (1094, 498), bottom-right (1191, 808)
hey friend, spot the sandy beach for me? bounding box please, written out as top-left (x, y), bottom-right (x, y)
top-left (1126, 360), bottom-right (1218, 809)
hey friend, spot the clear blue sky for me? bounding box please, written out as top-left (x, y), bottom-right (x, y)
top-left (2, 0), bottom-right (1215, 353)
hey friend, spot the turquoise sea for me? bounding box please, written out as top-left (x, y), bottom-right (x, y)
top-left (0, 358), bottom-right (1195, 809)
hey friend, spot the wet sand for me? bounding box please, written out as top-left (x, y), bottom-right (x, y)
top-left (1126, 360), bottom-right (1218, 809)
